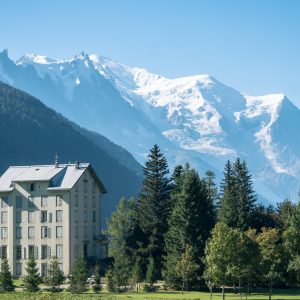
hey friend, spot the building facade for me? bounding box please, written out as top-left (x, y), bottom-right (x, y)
top-left (0, 162), bottom-right (106, 277)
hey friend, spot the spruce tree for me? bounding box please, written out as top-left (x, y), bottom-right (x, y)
top-left (164, 164), bottom-right (215, 288)
top-left (92, 263), bottom-right (102, 293)
top-left (24, 255), bottom-right (41, 292)
top-left (131, 259), bottom-right (143, 292)
top-left (46, 257), bottom-right (64, 292)
top-left (137, 144), bottom-right (172, 278)
top-left (0, 258), bottom-right (14, 292)
top-left (218, 158), bottom-right (256, 230)
top-left (69, 254), bottom-right (88, 293)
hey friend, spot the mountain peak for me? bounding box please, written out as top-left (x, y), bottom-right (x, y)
top-left (16, 53), bottom-right (59, 65)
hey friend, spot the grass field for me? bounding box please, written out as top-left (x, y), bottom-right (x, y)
top-left (1, 289), bottom-right (300, 300)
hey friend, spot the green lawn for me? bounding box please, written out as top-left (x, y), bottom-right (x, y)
top-left (2, 289), bottom-right (300, 300)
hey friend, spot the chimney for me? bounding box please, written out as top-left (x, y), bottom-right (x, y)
top-left (55, 153), bottom-right (59, 168)
top-left (75, 161), bottom-right (80, 169)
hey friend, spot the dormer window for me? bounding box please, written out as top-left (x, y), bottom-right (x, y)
top-left (29, 183), bottom-right (35, 192)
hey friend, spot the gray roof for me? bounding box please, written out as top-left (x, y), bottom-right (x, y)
top-left (0, 163), bottom-right (106, 193)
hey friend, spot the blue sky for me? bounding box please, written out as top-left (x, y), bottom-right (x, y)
top-left (0, 0), bottom-right (299, 106)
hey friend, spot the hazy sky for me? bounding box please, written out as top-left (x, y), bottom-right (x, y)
top-left (0, 0), bottom-right (299, 106)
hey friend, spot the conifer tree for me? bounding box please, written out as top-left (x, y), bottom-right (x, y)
top-left (131, 259), bottom-right (143, 292)
top-left (24, 255), bottom-right (41, 292)
top-left (46, 257), bottom-right (64, 292)
top-left (146, 256), bottom-right (157, 289)
top-left (92, 263), bottom-right (102, 293)
top-left (218, 158), bottom-right (256, 230)
top-left (164, 164), bottom-right (215, 288)
top-left (106, 267), bottom-right (116, 293)
top-left (0, 258), bottom-right (14, 292)
top-left (137, 144), bottom-right (172, 278)
top-left (69, 254), bottom-right (88, 293)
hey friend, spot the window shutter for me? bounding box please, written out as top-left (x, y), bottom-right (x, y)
top-left (40, 246), bottom-right (43, 259)
top-left (34, 246), bottom-right (38, 259)
top-left (47, 227), bottom-right (51, 238)
top-left (0, 247), bottom-right (2, 259)
top-left (47, 246), bottom-right (51, 259)
top-left (24, 247), bottom-right (27, 259)
top-left (40, 212), bottom-right (43, 222)
top-left (49, 213), bottom-right (52, 223)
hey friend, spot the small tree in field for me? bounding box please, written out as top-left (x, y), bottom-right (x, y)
top-left (131, 260), bottom-right (143, 292)
top-left (0, 258), bottom-right (14, 292)
top-left (146, 256), bottom-right (157, 288)
top-left (69, 254), bottom-right (88, 293)
top-left (175, 245), bottom-right (198, 294)
top-left (24, 255), bottom-right (41, 292)
top-left (92, 263), bottom-right (102, 293)
top-left (46, 257), bottom-right (64, 291)
top-left (106, 267), bottom-right (116, 293)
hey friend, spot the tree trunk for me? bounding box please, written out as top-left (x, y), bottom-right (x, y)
top-left (181, 278), bottom-right (184, 294)
top-left (239, 279), bottom-right (242, 299)
top-left (210, 286), bottom-right (213, 300)
top-left (269, 281), bottom-right (272, 300)
top-left (222, 285), bottom-right (225, 300)
top-left (234, 283), bottom-right (236, 294)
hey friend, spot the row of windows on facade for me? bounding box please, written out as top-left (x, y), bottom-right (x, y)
top-left (0, 194), bottom-right (96, 209)
top-left (14, 262), bottom-right (62, 277)
top-left (0, 244), bottom-right (63, 261)
top-left (0, 209), bottom-right (96, 224)
top-left (0, 225), bottom-right (94, 240)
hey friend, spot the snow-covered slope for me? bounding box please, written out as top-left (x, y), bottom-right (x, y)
top-left (1, 49), bottom-right (299, 204)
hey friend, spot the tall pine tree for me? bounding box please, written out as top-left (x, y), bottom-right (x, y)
top-left (164, 164), bottom-right (215, 288)
top-left (24, 255), bottom-right (41, 292)
top-left (0, 258), bottom-right (14, 292)
top-left (218, 158), bottom-right (256, 230)
top-left (137, 144), bottom-right (172, 278)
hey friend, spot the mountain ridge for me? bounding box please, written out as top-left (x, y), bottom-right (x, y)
top-left (1, 49), bottom-right (299, 204)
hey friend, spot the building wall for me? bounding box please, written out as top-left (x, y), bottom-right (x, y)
top-left (0, 166), bottom-right (103, 277)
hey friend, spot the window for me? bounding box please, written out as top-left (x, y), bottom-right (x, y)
top-left (75, 182), bottom-right (78, 192)
top-left (56, 226), bottom-right (62, 238)
top-left (1, 211), bottom-right (7, 224)
top-left (84, 196), bottom-right (87, 208)
top-left (28, 211), bottom-right (34, 223)
top-left (41, 245), bottom-right (48, 259)
top-left (93, 211), bottom-right (96, 223)
top-left (16, 196), bottom-right (23, 209)
top-left (1, 197), bottom-right (8, 208)
top-left (28, 226), bottom-right (34, 239)
top-left (28, 245), bottom-right (35, 258)
top-left (16, 245), bottom-right (22, 259)
top-left (28, 196), bottom-right (34, 208)
top-left (41, 263), bottom-right (48, 277)
top-left (16, 263), bottom-right (22, 276)
top-left (0, 245), bottom-right (7, 258)
top-left (92, 182), bottom-right (95, 193)
top-left (75, 195), bottom-right (78, 207)
top-left (75, 210), bottom-right (79, 223)
top-left (1, 227), bottom-right (8, 239)
top-left (84, 226), bottom-right (87, 239)
top-left (40, 211), bottom-right (47, 223)
top-left (23, 247), bottom-right (27, 259)
top-left (74, 245), bottom-right (79, 257)
top-left (47, 227), bottom-right (51, 238)
top-left (75, 226), bottom-right (78, 239)
top-left (29, 183), bottom-right (35, 192)
top-left (16, 227), bottom-right (22, 239)
top-left (16, 211), bottom-right (22, 223)
top-left (56, 210), bottom-right (63, 222)
top-left (56, 244), bottom-right (63, 258)
top-left (41, 196), bottom-right (47, 207)
top-left (56, 195), bottom-right (62, 207)
top-left (83, 180), bottom-right (88, 193)
top-left (84, 211), bottom-right (87, 223)
top-left (41, 226), bottom-right (48, 238)
top-left (92, 196), bottom-right (95, 208)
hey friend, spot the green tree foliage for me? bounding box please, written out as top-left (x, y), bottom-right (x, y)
top-left (218, 158), bottom-right (256, 231)
top-left (164, 164), bottom-right (215, 288)
top-left (24, 255), bottom-right (42, 292)
top-left (131, 259), bottom-right (143, 292)
top-left (107, 197), bottom-right (136, 289)
top-left (106, 267), bottom-right (116, 293)
top-left (137, 144), bottom-right (173, 278)
top-left (204, 170), bottom-right (218, 210)
top-left (257, 228), bottom-right (284, 300)
top-left (92, 263), bottom-right (102, 293)
top-left (146, 256), bottom-right (157, 287)
top-left (69, 254), bottom-right (88, 294)
top-left (46, 257), bottom-right (64, 292)
top-left (0, 258), bottom-right (14, 292)
top-left (175, 245), bottom-right (198, 294)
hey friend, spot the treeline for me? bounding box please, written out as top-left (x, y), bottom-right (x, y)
top-left (106, 145), bottom-right (300, 299)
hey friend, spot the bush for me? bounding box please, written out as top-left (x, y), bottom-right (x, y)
top-left (143, 283), bottom-right (157, 292)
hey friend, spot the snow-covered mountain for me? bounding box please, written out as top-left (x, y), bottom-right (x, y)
top-left (1, 49), bottom-right (299, 204)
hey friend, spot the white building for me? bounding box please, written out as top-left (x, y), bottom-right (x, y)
top-left (0, 162), bottom-right (106, 277)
